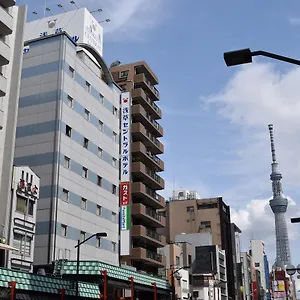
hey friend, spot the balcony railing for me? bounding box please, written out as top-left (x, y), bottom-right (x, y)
top-left (146, 130), bottom-right (160, 146)
top-left (135, 74), bottom-right (160, 99)
top-left (146, 228), bottom-right (162, 242)
top-left (146, 207), bottom-right (162, 222)
top-left (145, 186), bottom-right (161, 202)
top-left (145, 149), bottom-right (162, 166)
top-left (146, 167), bottom-right (161, 183)
top-left (146, 250), bottom-right (163, 262)
top-left (145, 111), bottom-right (160, 130)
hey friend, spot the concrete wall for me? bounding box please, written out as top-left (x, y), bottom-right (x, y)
top-left (15, 34), bottom-right (120, 266)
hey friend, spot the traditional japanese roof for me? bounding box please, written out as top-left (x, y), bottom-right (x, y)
top-left (54, 260), bottom-right (170, 290)
top-left (0, 267), bottom-right (99, 298)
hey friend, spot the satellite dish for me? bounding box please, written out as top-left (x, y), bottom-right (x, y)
top-left (110, 60), bottom-right (121, 68)
top-left (286, 264), bottom-right (296, 276)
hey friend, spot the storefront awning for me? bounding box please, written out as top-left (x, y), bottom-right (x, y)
top-left (0, 243), bottom-right (19, 251)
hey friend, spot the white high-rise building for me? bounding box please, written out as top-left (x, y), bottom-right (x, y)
top-left (0, 2), bottom-right (27, 267)
top-left (251, 240), bottom-right (267, 291)
top-left (14, 8), bottom-right (121, 266)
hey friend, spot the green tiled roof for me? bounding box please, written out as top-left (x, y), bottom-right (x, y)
top-left (0, 268), bottom-right (100, 298)
top-left (54, 260), bottom-right (170, 290)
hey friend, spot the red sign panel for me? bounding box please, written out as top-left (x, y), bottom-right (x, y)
top-left (120, 182), bottom-right (130, 206)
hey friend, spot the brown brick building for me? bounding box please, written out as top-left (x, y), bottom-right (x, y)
top-left (110, 61), bottom-right (165, 274)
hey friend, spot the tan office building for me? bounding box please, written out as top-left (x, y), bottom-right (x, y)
top-left (161, 195), bottom-right (236, 300)
top-left (110, 61), bottom-right (165, 274)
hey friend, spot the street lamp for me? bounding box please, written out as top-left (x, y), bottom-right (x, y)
top-left (98, 19), bottom-right (110, 24)
top-left (74, 232), bottom-right (107, 297)
top-left (223, 48), bottom-right (300, 67)
top-left (291, 217), bottom-right (300, 223)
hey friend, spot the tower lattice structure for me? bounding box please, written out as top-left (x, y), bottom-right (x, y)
top-left (268, 124), bottom-right (291, 268)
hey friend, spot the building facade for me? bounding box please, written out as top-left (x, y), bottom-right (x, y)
top-left (6, 166), bottom-right (39, 272)
top-left (0, 2), bottom-right (27, 264)
top-left (162, 196), bottom-right (235, 300)
top-left (14, 27), bottom-right (121, 265)
top-left (241, 252), bottom-right (253, 300)
top-left (110, 61), bottom-right (165, 274)
top-left (193, 245), bottom-right (228, 300)
top-left (251, 240), bottom-right (267, 297)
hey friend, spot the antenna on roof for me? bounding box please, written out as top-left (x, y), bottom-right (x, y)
top-left (70, 1), bottom-right (80, 9)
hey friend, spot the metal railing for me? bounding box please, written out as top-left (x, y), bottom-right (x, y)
top-left (145, 130), bottom-right (161, 148)
top-left (146, 207), bottom-right (162, 222)
top-left (146, 228), bottom-right (162, 242)
top-left (146, 167), bottom-right (161, 183)
top-left (146, 250), bottom-right (163, 262)
top-left (145, 186), bottom-right (161, 202)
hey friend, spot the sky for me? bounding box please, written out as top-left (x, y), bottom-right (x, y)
top-left (17, 0), bottom-right (300, 282)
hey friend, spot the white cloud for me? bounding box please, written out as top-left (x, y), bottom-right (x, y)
top-left (289, 17), bottom-right (300, 26)
top-left (76, 0), bottom-right (167, 41)
top-left (202, 62), bottom-right (300, 267)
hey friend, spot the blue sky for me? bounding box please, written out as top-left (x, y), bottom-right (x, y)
top-left (17, 0), bottom-right (300, 272)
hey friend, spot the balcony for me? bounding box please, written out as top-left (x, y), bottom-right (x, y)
top-left (132, 88), bottom-right (162, 119)
top-left (0, 0), bottom-right (15, 8)
top-left (131, 203), bottom-right (165, 228)
top-left (0, 73), bottom-right (7, 97)
top-left (131, 247), bottom-right (166, 268)
top-left (132, 104), bottom-right (163, 137)
top-left (132, 161), bottom-right (164, 190)
top-left (134, 73), bottom-right (159, 101)
top-left (0, 38), bottom-right (10, 66)
top-left (132, 225), bottom-right (166, 247)
top-left (131, 123), bottom-right (164, 155)
top-left (0, 6), bottom-right (13, 36)
top-left (131, 182), bottom-right (165, 209)
top-left (134, 63), bottom-right (159, 85)
top-left (132, 142), bottom-right (164, 172)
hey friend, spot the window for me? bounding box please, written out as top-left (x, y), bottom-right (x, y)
top-left (67, 95), bottom-right (73, 108)
top-left (176, 256), bottom-right (180, 266)
top-left (80, 231), bottom-right (86, 242)
top-left (99, 120), bottom-right (103, 131)
top-left (96, 205), bottom-right (102, 216)
top-left (68, 65), bottom-right (75, 78)
top-left (112, 212), bottom-right (116, 222)
top-left (64, 156), bottom-right (70, 168)
top-left (65, 125), bottom-right (72, 137)
top-left (188, 255), bottom-right (192, 266)
top-left (120, 70), bottom-right (129, 78)
top-left (16, 196), bottom-right (34, 215)
top-left (113, 106), bottom-right (118, 116)
top-left (187, 206), bottom-right (194, 212)
top-left (16, 196), bottom-right (27, 214)
top-left (28, 200), bottom-right (34, 216)
top-left (112, 158), bottom-right (117, 168)
top-left (81, 198), bottom-right (87, 210)
top-left (21, 171), bottom-right (24, 179)
top-left (61, 224), bottom-right (67, 237)
top-left (112, 132), bottom-right (117, 142)
top-left (85, 81), bottom-right (91, 92)
top-left (97, 175), bottom-right (102, 187)
top-left (255, 262), bottom-right (260, 267)
top-left (62, 189), bottom-right (69, 202)
top-left (13, 233), bottom-right (32, 256)
top-left (30, 174), bottom-right (33, 184)
top-left (99, 93), bottom-right (104, 104)
top-left (82, 167), bottom-right (88, 178)
top-left (112, 184), bottom-right (117, 195)
top-left (83, 137), bottom-right (89, 149)
top-left (98, 147), bottom-right (103, 158)
top-left (200, 221), bottom-right (211, 228)
top-left (96, 236), bottom-right (101, 248)
top-left (112, 242), bottom-right (116, 252)
top-left (84, 109), bottom-right (90, 121)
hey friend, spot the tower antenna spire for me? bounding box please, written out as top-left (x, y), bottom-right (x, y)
top-left (267, 124), bottom-right (291, 268)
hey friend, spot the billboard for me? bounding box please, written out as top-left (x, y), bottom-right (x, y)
top-left (120, 92), bottom-right (131, 256)
top-left (24, 8), bottom-right (103, 56)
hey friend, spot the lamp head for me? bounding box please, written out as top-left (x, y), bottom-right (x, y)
top-left (224, 48), bottom-right (252, 67)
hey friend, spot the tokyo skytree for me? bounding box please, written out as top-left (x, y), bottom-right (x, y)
top-left (268, 124), bottom-right (291, 268)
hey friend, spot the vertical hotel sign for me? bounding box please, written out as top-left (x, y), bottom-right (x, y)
top-left (120, 92), bottom-right (131, 256)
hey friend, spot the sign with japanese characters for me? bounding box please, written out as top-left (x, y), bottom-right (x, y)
top-left (120, 92), bottom-right (131, 256)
